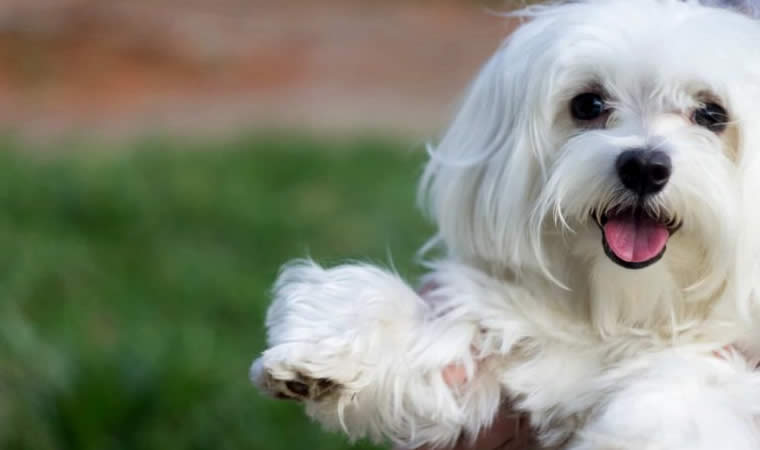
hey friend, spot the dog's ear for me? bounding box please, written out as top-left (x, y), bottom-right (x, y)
top-left (700, 0), bottom-right (760, 18)
top-left (419, 34), bottom-right (551, 271)
top-left (731, 90), bottom-right (760, 318)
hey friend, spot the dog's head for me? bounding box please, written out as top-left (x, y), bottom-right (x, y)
top-left (422, 0), bottom-right (760, 301)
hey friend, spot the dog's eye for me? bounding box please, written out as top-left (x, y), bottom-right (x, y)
top-left (693, 103), bottom-right (728, 133)
top-left (570, 93), bottom-right (606, 121)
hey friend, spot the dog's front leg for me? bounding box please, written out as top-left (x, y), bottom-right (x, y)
top-left (250, 260), bottom-right (505, 449)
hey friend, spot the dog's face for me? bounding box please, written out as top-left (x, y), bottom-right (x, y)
top-left (423, 0), bottom-right (760, 292)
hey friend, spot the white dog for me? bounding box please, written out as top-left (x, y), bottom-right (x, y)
top-left (251, 1), bottom-right (760, 448)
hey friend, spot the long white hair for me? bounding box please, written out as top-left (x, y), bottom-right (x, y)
top-left (420, 0), bottom-right (760, 320)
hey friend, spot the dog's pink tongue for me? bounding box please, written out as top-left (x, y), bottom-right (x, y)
top-left (603, 215), bottom-right (669, 263)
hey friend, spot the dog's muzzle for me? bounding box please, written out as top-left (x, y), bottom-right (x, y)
top-left (590, 149), bottom-right (681, 269)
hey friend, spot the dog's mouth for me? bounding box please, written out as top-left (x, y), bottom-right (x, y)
top-left (593, 208), bottom-right (682, 270)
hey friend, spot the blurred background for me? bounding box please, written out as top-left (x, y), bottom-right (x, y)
top-left (0, 1), bottom-right (522, 449)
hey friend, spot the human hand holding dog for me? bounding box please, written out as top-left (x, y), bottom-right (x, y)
top-left (395, 364), bottom-right (535, 450)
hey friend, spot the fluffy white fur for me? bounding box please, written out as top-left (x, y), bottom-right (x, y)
top-left (252, 0), bottom-right (760, 448)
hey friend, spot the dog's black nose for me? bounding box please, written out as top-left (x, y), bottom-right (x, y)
top-left (616, 149), bottom-right (671, 195)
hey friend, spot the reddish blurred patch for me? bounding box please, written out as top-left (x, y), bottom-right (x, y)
top-left (0, 0), bottom-right (515, 138)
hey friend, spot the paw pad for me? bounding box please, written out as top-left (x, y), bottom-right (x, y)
top-left (285, 380), bottom-right (311, 397)
top-left (256, 364), bottom-right (340, 402)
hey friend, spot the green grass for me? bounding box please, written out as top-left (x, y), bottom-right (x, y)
top-left (0, 133), bottom-right (433, 450)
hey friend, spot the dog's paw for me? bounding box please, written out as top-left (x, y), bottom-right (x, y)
top-left (250, 356), bottom-right (341, 402)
